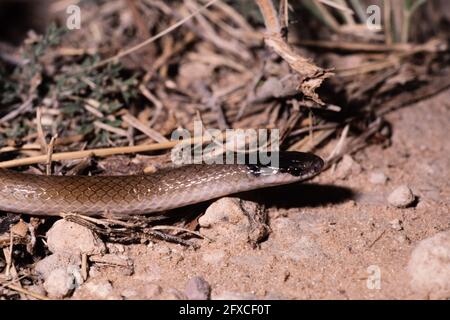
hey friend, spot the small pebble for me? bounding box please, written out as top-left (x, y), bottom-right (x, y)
top-left (185, 276), bottom-right (211, 300)
top-left (35, 253), bottom-right (81, 279)
top-left (106, 243), bottom-right (125, 254)
top-left (43, 268), bottom-right (77, 299)
top-left (199, 197), bottom-right (251, 245)
top-left (80, 279), bottom-right (115, 299)
top-left (202, 250), bottom-right (226, 264)
top-left (389, 219), bottom-right (403, 231)
top-left (335, 155), bottom-right (362, 180)
top-left (407, 230), bottom-right (450, 298)
top-left (142, 283), bottom-right (163, 299)
top-left (387, 185), bottom-right (416, 208)
top-left (46, 220), bottom-right (106, 255)
top-left (199, 197), bottom-right (245, 227)
top-left (369, 171), bottom-right (388, 185)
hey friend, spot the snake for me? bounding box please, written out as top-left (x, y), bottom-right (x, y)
top-left (0, 152), bottom-right (324, 216)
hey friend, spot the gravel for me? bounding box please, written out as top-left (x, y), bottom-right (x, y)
top-left (407, 230), bottom-right (450, 298)
top-left (387, 185), bottom-right (416, 208)
top-left (46, 220), bottom-right (106, 255)
top-left (185, 276), bottom-right (211, 300)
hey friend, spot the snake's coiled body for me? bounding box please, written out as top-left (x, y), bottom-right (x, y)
top-left (0, 152), bottom-right (324, 216)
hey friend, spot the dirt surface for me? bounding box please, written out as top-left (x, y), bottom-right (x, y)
top-left (65, 89), bottom-right (449, 300)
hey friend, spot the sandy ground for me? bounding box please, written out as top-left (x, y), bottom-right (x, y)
top-left (54, 89), bottom-right (449, 300)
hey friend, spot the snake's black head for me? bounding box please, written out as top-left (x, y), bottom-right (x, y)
top-left (246, 151), bottom-right (324, 180)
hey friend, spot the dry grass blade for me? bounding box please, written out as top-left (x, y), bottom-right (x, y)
top-left (318, 0), bottom-right (355, 15)
top-left (88, 0), bottom-right (219, 70)
top-left (122, 113), bottom-right (169, 143)
top-left (2, 283), bottom-right (50, 300)
top-left (0, 135), bottom-right (216, 168)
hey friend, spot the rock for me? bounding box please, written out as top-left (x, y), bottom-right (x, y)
top-left (120, 288), bottom-right (138, 299)
top-left (267, 218), bottom-right (326, 262)
top-left (10, 220), bottom-right (28, 237)
top-left (199, 198), bottom-right (249, 245)
top-left (335, 155), bottom-right (362, 180)
top-left (119, 282), bottom-right (163, 300)
top-left (142, 283), bottom-right (163, 299)
top-left (202, 250), bottom-right (226, 264)
top-left (387, 185), bottom-right (416, 208)
top-left (155, 245), bottom-right (172, 256)
top-left (199, 197), bottom-right (268, 246)
top-left (85, 280), bottom-right (114, 298)
top-left (43, 267), bottom-right (82, 299)
top-left (106, 243), bottom-right (125, 254)
top-left (199, 197), bottom-right (245, 227)
top-left (74, 279), bottom-right (117, 300)
top-left (407, 230), bottom-right (450, 299)
top-left (389, 219), bottom-right (403, 231)
top-left (164, 288), bottom-right (187, 300)
top-left (185, 276), bottom-right (211, 300)
top-left (35, 253), bottom-right (81, 279)
top-left (212, 291), bottom-right (257, 300)
top-left (369, 171), bottom-right (388, 185)
top-left (46, 220), bottom-right (106, 255)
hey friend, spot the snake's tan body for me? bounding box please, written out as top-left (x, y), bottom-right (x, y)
top-left (0, 152), bottom-right (324, 216)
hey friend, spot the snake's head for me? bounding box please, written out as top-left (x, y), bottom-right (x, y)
top-left (276, 151), bottom-right (324, 177)
top-left (246, 151), bottom-right (324, 181)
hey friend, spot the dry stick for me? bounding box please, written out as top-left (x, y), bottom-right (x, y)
top-left (312, 0), bottom-right (340, 31)
top-left (288, 128), bottom-right (336, 152)
top-left (318, 0), bottom-right (355, 15)
top-left (0, 136), bottom-right (212, 169)
top-left (324, 119), bottom-right (383, 169)
top-left (384, 0), bottom-right (393, 45)
top-left (336, 54), bottom-right (406, 77)
top-left (125, 0), bottom-right (152, 39)
top-left (293, 39), bottom-right (413, 52)
top-left (333, 0), bottom-right (355, 24)
top-left (0, 144), bottom-right (42, 154)
top-left (151, 225), bottom-right (212, 241)
top-left (213, 0), bottom-right (255, 32)
top-left (376, 70), bottom-right (450, 116)
top-left (46, 135), bottom-right (58, 175)
top-left (81, 253), bottom-right (88, 281)
top-left (326, 124), bottom-right (349, 162)
top-left (255, 0), bottom-right (333, 105)
top-left (94, 121), bottom-right (129, 137)
top-left (278, 0), bottom-right (289, 33)
top-left (185, 0), bottom-right (251, 61)
top-left (35, 107), bottom-right (48, 154)
top-left (4, 237), bottom-right (13, 277)
top-left (255, 0), bottom-right (281, 33)
top-left (3, 283), bottom-right (50, 300)
top-left (0, 97), bottom-right (33, 123)
top-left (138, 84), bottom-right (166, 127)
top-left (122, 112), bottom-right (169, 143)
top-left (88, 0), bottom-right (218, 70)
top-left (349, 0), bottom-right (367, 22)
top-left (143, 31), bottom-right (196, 83)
